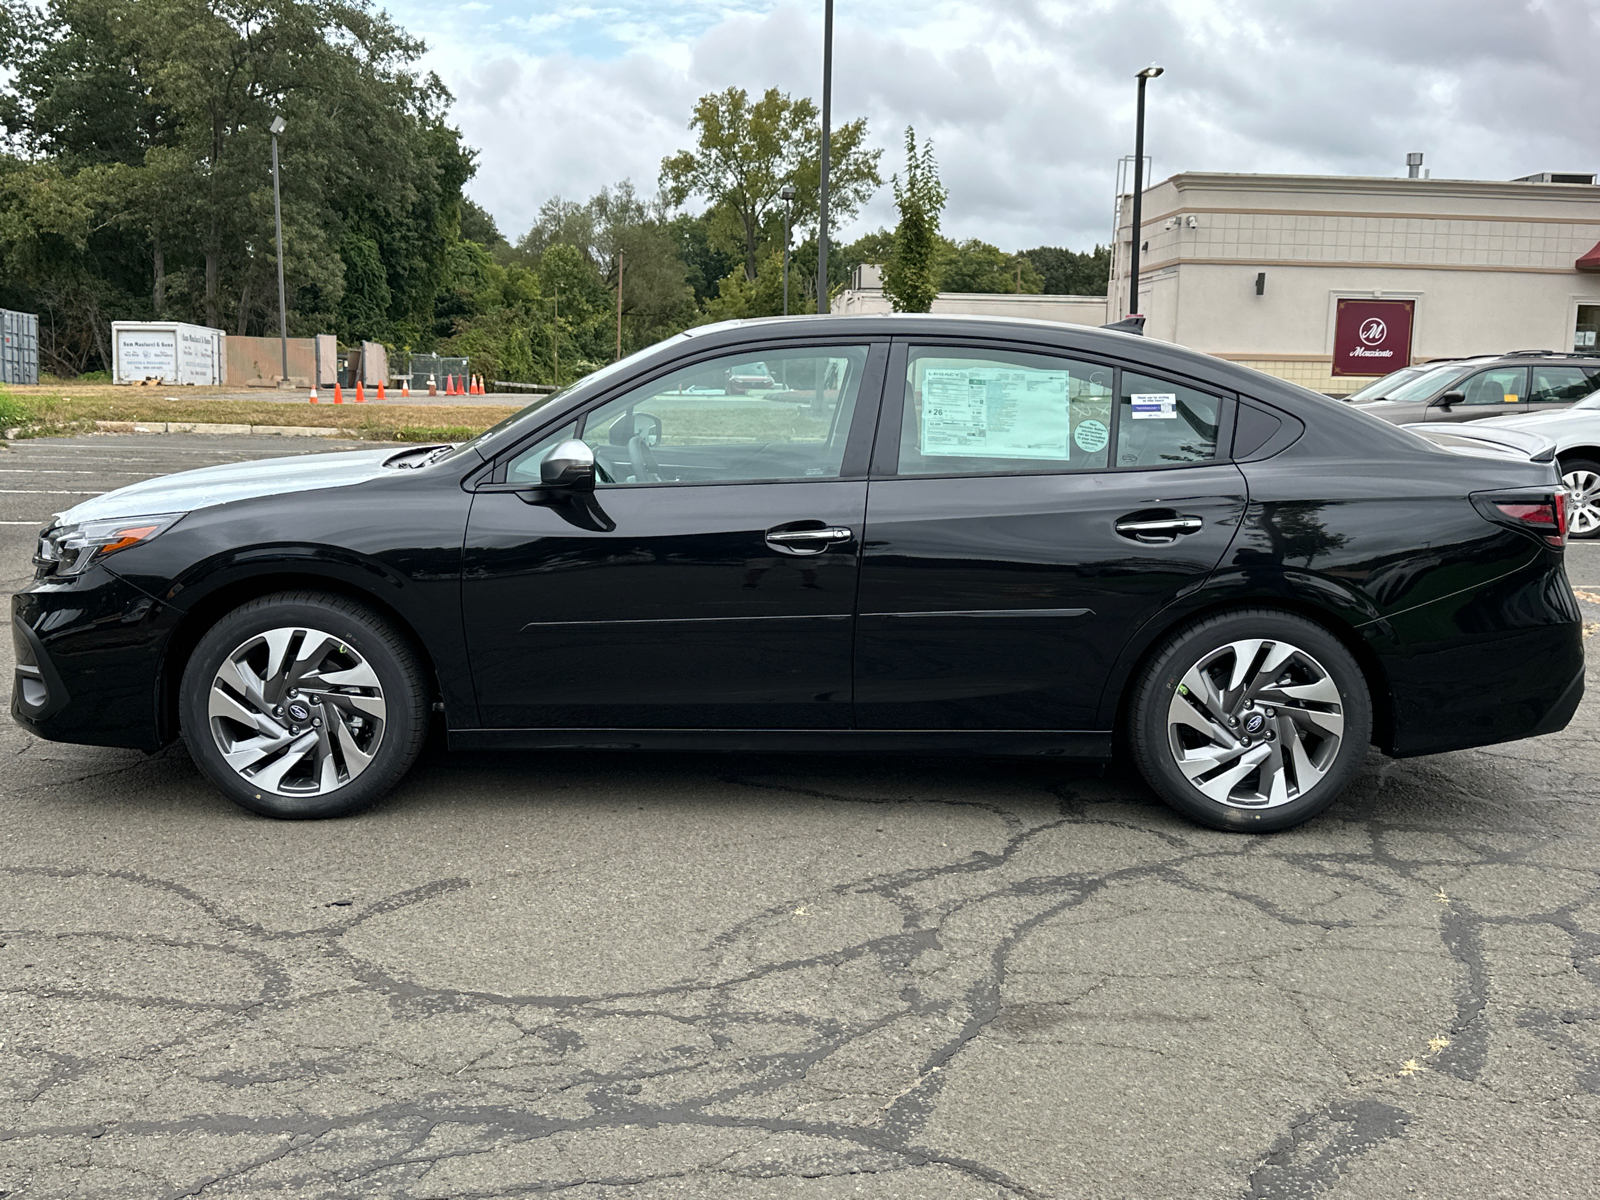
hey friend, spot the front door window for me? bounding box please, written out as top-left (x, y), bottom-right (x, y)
top-left (1455, 368), bottom-right (1528, 407)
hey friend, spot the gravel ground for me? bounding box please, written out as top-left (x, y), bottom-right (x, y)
top-left (2, 434), bottom-right (1597, 1200)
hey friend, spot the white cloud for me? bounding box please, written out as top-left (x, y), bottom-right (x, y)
top-left (398, 0), bottom-right (1600, 250)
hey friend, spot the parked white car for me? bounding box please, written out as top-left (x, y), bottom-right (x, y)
top-left (1473, 389), bottom-right (1600, 537)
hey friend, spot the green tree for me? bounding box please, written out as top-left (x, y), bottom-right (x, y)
top-left (0, 0), bottom-right (474, 366)
top-left (881, 128), bottom-right (946, 313)
top-left (1019, 245), bottom-right (1111, 295)
top-left (660, 87), bottom-right (880, 282)
top-left (937, 238), bottom-right (1042, 294)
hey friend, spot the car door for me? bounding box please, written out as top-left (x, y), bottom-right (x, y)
top-left (462, 340), bottom-right (887, 729)
top-left (1426, 365), bottom-right (1528, 421)
top-left (854, 341), bottom-right (1246, 730)
top-left (1527, 364), bottom-right (1600, 415)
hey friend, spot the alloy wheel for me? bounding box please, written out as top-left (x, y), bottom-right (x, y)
top-left (1562, 468), bottom-right (1600, 537)
top-left (207, 626), bottom-right (387, 796)
top-left (1166, 638), bottom-right (1345, 809)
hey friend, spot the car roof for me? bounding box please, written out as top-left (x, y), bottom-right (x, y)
top-left (680, 313), bottom-right (1345, 418)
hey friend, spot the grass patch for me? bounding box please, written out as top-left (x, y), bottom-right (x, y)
top-left (0, 390), bottom-right (517, 440)
top-left (0, 388), bottom-right (30, 429)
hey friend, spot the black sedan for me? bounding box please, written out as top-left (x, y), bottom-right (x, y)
top-left (11, 315), bottom-right (1584, 832)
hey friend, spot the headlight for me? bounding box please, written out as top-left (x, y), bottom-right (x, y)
top-left (34, 513), bottom-right (187, 578)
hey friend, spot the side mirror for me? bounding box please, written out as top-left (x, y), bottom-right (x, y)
top-left (1435, 391), bottom-right (1465, 411)
top-left (540, 439), bottom-right (596, 490)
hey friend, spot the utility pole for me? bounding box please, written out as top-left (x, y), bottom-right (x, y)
top-left (615, 251), bottom-right (624, 361)
top-left (269, 116), bottom-right (288, 384)
top-left (816, 0), bottom-right (833, 314)
top-left (1127, 66), bottom-right (1163, 319)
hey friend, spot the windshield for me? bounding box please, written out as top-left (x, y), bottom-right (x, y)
top-left (1344, 366), bottom-right (1425, 403)
top-left (429, 333), bottom-right (695, 464)
top-left (1380, 363), bottom-right (1474, 404)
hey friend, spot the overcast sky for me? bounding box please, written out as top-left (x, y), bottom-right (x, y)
top-left (385, 0), bottom-right (1600, 252)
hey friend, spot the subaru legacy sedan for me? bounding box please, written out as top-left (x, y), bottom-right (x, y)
top-left (12, 316), bottom-right (1583, 832)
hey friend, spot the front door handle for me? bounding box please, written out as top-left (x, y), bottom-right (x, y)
top-left (1114, 514), bottom-right (1204, 543)
top-left (765, 525), bottom-right (853, 554)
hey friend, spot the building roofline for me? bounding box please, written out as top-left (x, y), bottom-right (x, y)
top-left (1135, 171), bottom-right (1600, 202)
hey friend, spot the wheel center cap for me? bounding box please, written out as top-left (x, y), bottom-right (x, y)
top-left (1242, 712), bottom-right (1267, 735)
top-left (287, 702), bottom-right (311, 723)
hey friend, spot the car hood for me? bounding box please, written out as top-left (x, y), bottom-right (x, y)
top-left (55, 447), bottom-right (398, 525)
top-left (1468, 409), bottom-right (1588, 432)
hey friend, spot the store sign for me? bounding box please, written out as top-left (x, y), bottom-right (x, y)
top-left (1333, 299), bottom-right (1414, 376)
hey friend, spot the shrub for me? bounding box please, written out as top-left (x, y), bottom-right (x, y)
top-left (0, 391), bottom-right (34, 430)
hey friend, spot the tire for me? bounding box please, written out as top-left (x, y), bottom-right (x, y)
top-left (1559, 457), bottom-right (1600, 540)
top-left (1129, 609), bottom-right (1373, 833)
top-left (179, 591), bottom-right (428, 819)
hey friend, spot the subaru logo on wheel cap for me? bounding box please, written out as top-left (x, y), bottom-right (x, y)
top-left (288, 702), bottom-right (311, 722)
top-left (1243, 713), bottom-right (1266, 734)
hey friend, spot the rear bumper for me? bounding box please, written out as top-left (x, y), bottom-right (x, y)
top-left (11, 569), bottom-right (169, 752)
top-left (1378, 562), bottom-right (1584, 757)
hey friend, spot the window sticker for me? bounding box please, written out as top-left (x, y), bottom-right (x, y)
top-left (921, 368), bottom-right (1072, 459)
top-left (1131, 393), bottom-right (1178, 420)
top-left (1072, 418), bottom-right (1108, 453)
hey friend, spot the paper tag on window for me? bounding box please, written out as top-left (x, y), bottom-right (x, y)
top-left (1131, 393), bottom-right (1177, 420)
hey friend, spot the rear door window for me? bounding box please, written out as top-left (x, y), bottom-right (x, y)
top-left (896, 347), bottom-right (1114, 475)
top-left (1529, 365), bottom-right (1600, 405)
top-left (1115, 372), bottom-right (1222, 466)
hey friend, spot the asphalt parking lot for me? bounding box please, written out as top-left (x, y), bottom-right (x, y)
top-left (2, 434), bottom-right (1598, 1199)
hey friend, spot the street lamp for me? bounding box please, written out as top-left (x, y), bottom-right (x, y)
top-left (816, 0), bottom-right (833, 314)
top-left (269, 115), bottom-right (289, 385)
top-left (780, 183), bottom-right (796, 315)
top-left (1126, 65), bottom-right (1162, 320)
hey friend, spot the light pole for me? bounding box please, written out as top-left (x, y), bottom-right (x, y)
top-left (1126, 65), bottom-right (1162, 320)
top-left (780, 183), bottom-right (796, 315)
top-left (816, 0), bottom-right (833, 314)
top-left (269, 115), bottom-right (289, 384)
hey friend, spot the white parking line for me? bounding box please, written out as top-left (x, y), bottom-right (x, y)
top-left (0, 489), bottom-right (103, 495)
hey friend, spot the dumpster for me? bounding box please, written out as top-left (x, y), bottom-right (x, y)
top-left (111, 321), bottom-right (225, 385)
top-left (1, 308), bottom-right (39, 385)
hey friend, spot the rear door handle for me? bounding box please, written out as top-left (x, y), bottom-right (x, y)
top-left (1115, 514), bottom-right (1204, 543)
top-left (765, 525), bottom-right (853, 554)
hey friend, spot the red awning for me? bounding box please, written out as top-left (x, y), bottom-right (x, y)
top-left (1579, 239), bottom-right (1600, 272)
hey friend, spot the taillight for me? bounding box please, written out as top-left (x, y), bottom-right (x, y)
top-left (1473, 491), bottom-right (1566, 548)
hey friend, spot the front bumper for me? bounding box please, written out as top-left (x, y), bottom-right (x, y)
top-left (11, 568), bottom-right (170, 752)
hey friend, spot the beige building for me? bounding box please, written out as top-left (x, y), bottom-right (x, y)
top-left (833, 171), bottom-right (1600, 395)
top-left (1109, 171), bottom-right (1600, 393)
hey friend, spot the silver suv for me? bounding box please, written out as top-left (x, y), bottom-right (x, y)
top-left (1349, 352), bottom-right (1600, 424)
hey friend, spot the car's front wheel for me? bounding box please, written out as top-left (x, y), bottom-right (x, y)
top-left (179, 592), bottom-right (428, 818)
top-left (1129, 609), bottom-right (1373, 832)
top-left (1559, 457), bottom-right (1600, 539)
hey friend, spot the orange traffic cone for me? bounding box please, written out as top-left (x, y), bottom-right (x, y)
top-left (474, 374), bottom-right (484, 395)
top-left (355, 380), bottom-right (366, 404)
top-left (309, 384), bottom-right (319, 405)
top-left (334, 382), bottom-right (344, 404)
top-left (448, 374), bottom-right (457, 396)
top-left (468, 374), bottom-right (477, 396)
top-left (402, 377), bottom-right (410, 398)
top-left (377, 380), bottom-right (386, 400)
top-left (427, 373), bottom-right (437, 396)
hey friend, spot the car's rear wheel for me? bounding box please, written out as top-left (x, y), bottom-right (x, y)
top-left (1559, 457), bottom-right (1600, 539)
top-left (1129, 609), bottom-right (1372, 832)
top-left (179, 592), bottom-right (428, 819)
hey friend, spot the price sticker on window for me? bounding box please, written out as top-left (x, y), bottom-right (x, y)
top-left (1131, 393), bottom-right (1177, 420)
